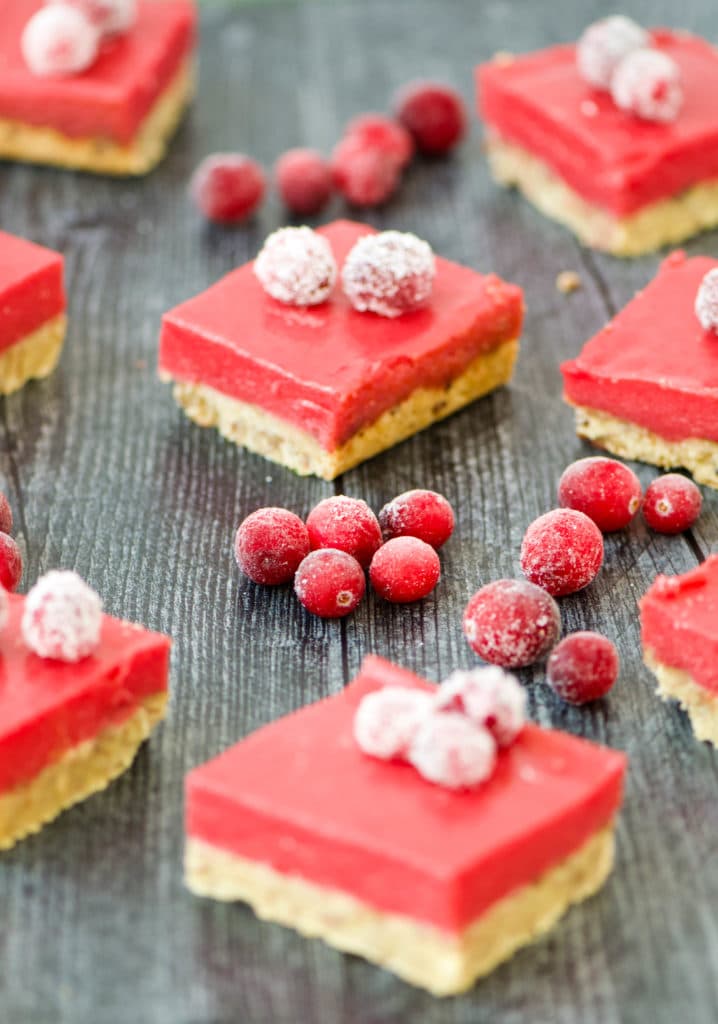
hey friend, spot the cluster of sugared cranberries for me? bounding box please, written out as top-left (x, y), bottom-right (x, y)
top-left (234, 488), bottom-right (453, 619)
top-left (22, 1), bottom-right (135, 78)
top-left (0, 492), bottom-right (22, 593)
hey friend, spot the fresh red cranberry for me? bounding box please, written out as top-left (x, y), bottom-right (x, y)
top-left (294, 548), bottom-right (365, 618)
top-left (520, 509), bottom-right (604, 597)
top-left (344, 113), bottom-right (414, 168)
top-left (234, 507), bottom-right (310, 586)
top-left (394, 80), bottom-right (467, 155)
top-left (0, 533), bottom-right (22, 591)
top-left (0, 494), bottom-right (12, 536)
top-left (274, 148), bottom-right (333, 216)
top-left (547, 632), bottom-right (619, 705)
top-left (306, 496), bottom-right (382, 569)
top-left (642, 474), bottom-right (702, 534)
top-left (190, 154), bottom-right (266, 224)
top-left (463, 579), bottom-right (561, 669)
top-left (369, 536), bottom-right (440, 603)
top-left (558, 456), bottom-right (642, 532)
top-left (379, 489), bottom-right (454, 549)
top-left (331, 136), bottom-right (400, 207)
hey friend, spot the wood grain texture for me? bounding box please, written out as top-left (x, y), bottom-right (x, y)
top-left (1, 1), bottom-right (718, 1022)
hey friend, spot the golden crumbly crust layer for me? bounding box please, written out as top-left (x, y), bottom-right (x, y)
top-left (0, 691), bottom-right (167, 851)
top-left (0, 62), bottom-right (193, 176)
top-left (571, 405), bottom-right (718, 490)
top-left (485, 135), bottom-right (718, 257)
top-left (644, 650), bottom-right (718, 747)
top-left (0, 314), bottom-right (67, 396)
top-left (165, 338), bottom-right (519, 480)
top-left (185, 823), bottom-right (615, 996)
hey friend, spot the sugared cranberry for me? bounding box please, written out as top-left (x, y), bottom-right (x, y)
top-left (0, 494), bottom-right (12, 536)
top-left (254, 227), bottom-right (336, 306)
top-left (378, 489), bottom-right (454, 549)
top-left (22, 570), bottom-right (102, 662)
top-left (306, 496), bottom-right (382, 568)
top-left (342, 230), bottom-right (435, 318)
top-left (695, 268), bottom-right (718, 334)
top-left (46, 0), bottom-right (136, 35)
top-left (558, 456), bottom-right (642, 533)
top-left (611, 48), bottom-right (683, 123)
top-left (547, 632), bottom-right (619, 705)
top-left (642, 474), bottom-right (702, 534)
top-left (234, 507), bottom-right (310, 586)
top-left (22, 6), bottom-right (100, 77)
top-left (274, 149), bottom-right (333, 216)
top-left (353, 686), bottom-right (433, 760)
top-left (521, 509), bottom-right (604, 596)
top-left (190, 154), bottom-right (266, 225)
top-left (331, 136), bottom-right (401, 207)
top-left (369, 537), bottom-right (440, 603)
top-left (394, 81), bottom-right (467, 155)
top-left (434, 667), bottom-right (526, 746)
top-left (0, 586), bottom-right (7, 632)
top-left (294, 548), bottom-right (365, 618)
top-left (463, 579), bottom-right (561, 669)
top-left (576, 15), bottom-right (648, 89)
top-left (0, 533), bottom-right (22, 592)
top-left (408, 712), bottom-right (496, 789)
top-left (344, 113), bottom-right (414, 169)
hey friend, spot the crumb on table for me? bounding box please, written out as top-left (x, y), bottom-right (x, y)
top-left (556, 271), bottom-right (582, 294)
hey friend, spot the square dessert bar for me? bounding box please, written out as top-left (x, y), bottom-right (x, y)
top-left (185, 656), bottom-right (626, 995)
top-left (159, 220), bottom-right (524, 480)
top-left (0, 230), bottom-right (66, 395)
top-left (562, 252), bottom-right (718, 488)
top-left (478, 32), bottom-right (718, 256)
top-left (641, 556), bottom-right (718, 746)
top-left (0, 0), bottom-right (196, 176)
top-left (0, 593), bottom-right (170, 850)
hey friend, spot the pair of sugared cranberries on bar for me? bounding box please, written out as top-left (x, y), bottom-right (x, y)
top-left (158, 220), bottom-right (524, 480)
top-left (185, 655), bottom-right (626, 995)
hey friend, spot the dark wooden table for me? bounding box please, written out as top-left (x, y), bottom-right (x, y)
top-left (2, 2), bottom-right (718, 1021)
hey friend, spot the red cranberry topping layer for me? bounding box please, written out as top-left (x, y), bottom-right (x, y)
top-left (642, 474), bottom-right (702, 534)
top-left (558, 456), bottom-right (642, 533)
top-left (47, 0), bottom-right (136, 36)
top-left (22, 6), bottom-right (100, 77)
top-left (369, 536), bottom-right (440, 603)
top-left (294, 548), bottom-right (365, 618)
top-left (463, 579), bottom-right (561, 669)
top-left (0, 533), bottom-right (22, 592)
top-left (695, 269), bottom-right (718, 334)
top-left (342, 230), bottom-right (435, 318)
top-left (344, 113), bottom-right (414, 169)
top-left (190, 154), bottom-right (266, 225)
top-left (22, 570), bottom-right (102, 662)
top-left (521, 509), bottom-right (604, 597)
top-left (274, 149), bottom-right (333, 216)
top-left (576, 15), bottom-right (647, 90)
top-left (408, 712), bottom-right (496, 790)
top-left (379, 489), bottom-right (454, 549)
top-left (547, 632), bottom-right (619, 705)
top-left (331, 137), bottom-right (401, 207)
top-left (611, 48), bottom-right (683, 123)
top-left (0, 494), bottom-right (12, 536)
top-left (306, 496), bottom-right (382, 569)
top-left (254, 227), bottom-right (337, 307)
top-left (394, 81), bottom-right (467, 155)
top-left (353, 686), bottom-right (433, 760)
top-left (434, 666), bottom-right (526, 746)
top-left (234, 507), bottom-right (310, 586)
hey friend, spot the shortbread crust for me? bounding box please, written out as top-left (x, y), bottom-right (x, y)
top-left (0, 314), bottom-right (67, 396)
top-left (644, 650), bottom-right (718, 747)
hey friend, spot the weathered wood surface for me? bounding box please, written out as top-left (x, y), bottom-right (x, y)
top-left (1, 1), bottom-right (718, 1021)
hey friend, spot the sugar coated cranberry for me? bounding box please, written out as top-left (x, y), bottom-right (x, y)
top-left (394, 81), bottom-right (467, 155)
top-left (408, 712), bottom-right (496, 789)
top-left (0, 585), bottom-right (7, 633)
top-left (254, 227), bottom-right (337, 307)
top-left (274, 149), bottom-right (333, 216)
top-left (331, 137), bottom-right (401, 207)
top-left (344, 113), bottom-right (414, 169)
top-left (22, 570), bottom-right (102, 662)
top-left (642, 474), bottom-right (702, 534)
top-left (46, 0), bottom-right (136, 35)
top-left (0, 533), bottom-right (22, 592)
top-left (353, 686), bottom-right (433, 760)
top-left (369, 537), bottom-right (440, 603)
top-left (521, 509), bottom-right (604, 597)
top-left (695, 268), bottom-right (718, 334)
top-left (576, 15), bottom-right (648, 89)
top-left (379, 489), bottom-right (454, 549)
top-left (190, 154), bottom-right (266, 225)
top-left (342, 230), bottom-right (435, 318)
top-left (558, 456), bottom-right (642, 533)
top-left (22, 6), bottom-right (100, 77)
top-left (294, 549), bottom-right (365, 618)
top-left (0, 494), bottom-right (12, 536)
top-left (434, 667), bottom-right (526, 747)
top-left (306, 495), bottom-right (382, 568)
top-left (547, 632), bottom-right (619, 705)
top-left (463, 579), bottom-right (561, 669)
top-left (234, 507), bottom-right (310, 585)
top-left (611, 48), bottom-right (683, 123)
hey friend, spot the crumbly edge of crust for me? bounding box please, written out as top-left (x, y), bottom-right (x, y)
top-left (0, 690), bottom-right (167, 851)
top-left (484, 135), bottom-right (718, 257)
top-left (0, 313), bottom-right (67, 396)
top-left (185, 822), bottom-right (615, 996)
top-left (0, 60), bottom-right (194, 176)
top-left (571, 405), bottom-right (718, 490)
top-left (162, 337), bottom-right (519, 481)
top-left (644, 649), bottom-right (718, 747)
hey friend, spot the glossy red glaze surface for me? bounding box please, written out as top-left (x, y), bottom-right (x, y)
top-left (186, 655), bottom-right (626, 933)
top-left (0, 230), bottom-right (65, 355)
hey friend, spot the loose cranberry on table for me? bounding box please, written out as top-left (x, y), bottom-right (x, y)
top-left (344, 113), bottom-right (414, 169)
top-left (330, 135), bottom-right (401, 207)
top-left (558, 456), bottom-right (642, 532)
top-left (190, 154), bottom-right (266, 225)
top-left (547, 632), bottom-right (619, 705)
top-left (520, 509), bottom-right (604, 597)
top-left (306, 495), bottom-right (382, 568)
top-left (369, 536), bottom-right (441, 603)
top-left (393, 81), bottom-right (467, 155)
top-left (463, 579), bottom-right (561, 669)
top-left (341, 230), bottom-right (435, 318)
top-left (642, 474), bottom-right (702, 534)
top-left (274, 148), bottom-right (333, 216)
top-left (379, 489), bottom-right (454, 549)
top-left (234, 507), bottom-right (310, 586)
top-left (0, 493), bottom-right (12, 536)
top-left (294, 548), bottom-right (365, 618)
top-left (0, 533), bottom-right (23, 592)
top-left (22, 5), bottom-right (100, 77)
